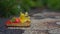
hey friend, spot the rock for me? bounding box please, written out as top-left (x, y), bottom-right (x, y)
top-left (49, 28), bottom-right (60, 34)
top-left (31, 18), bottom-right (60, 30)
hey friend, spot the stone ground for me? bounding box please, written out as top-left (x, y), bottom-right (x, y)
top-left (0, 9), bottom-right (60, 34)
top-left (23, 17), bottom-right (60, 34)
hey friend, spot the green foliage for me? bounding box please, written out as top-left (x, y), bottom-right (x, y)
top-left (28, 0), bottom-right (44, 7)
top-left (0, 0), bottom-right (21, 17)
top-left (0, 0), bottom-right (60, 18)
top-left (20, 0), bottom-right (30, 12)
top-left (0, 0), bottom-right (44, 18)
top-left (47, 0), bottom-right (60, 10)
top-left (36, 0), bottom-right (44, 7)
top-left (20, 0), bottom-right (44, 12)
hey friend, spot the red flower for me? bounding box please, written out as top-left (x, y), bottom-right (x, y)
top-left (13, 18), bottom-right (21, 23)
top-left (6, 20), bottom-right (12, 25)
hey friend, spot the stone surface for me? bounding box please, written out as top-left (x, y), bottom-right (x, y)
top-left (1, 12), bottom-right (60, 34)
top-left (23, 18), bottom-right (60, 34)
top-left (23, 12), bottom-right (60, 34)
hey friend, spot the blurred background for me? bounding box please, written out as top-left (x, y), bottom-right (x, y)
top-left (0, 0), bottom-right (60, 34)
top-left (0, 0), bottom-right (60, 18)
